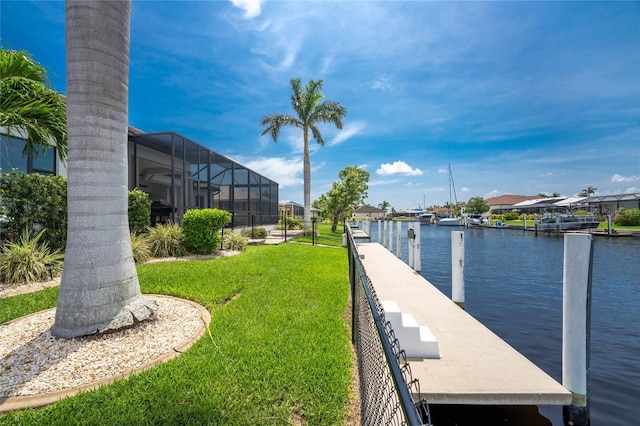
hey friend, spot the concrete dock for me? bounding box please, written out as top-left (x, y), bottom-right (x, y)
top-left (355, 242), bottom-right (572, 406)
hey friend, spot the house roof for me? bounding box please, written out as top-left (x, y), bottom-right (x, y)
top-left (431, 207), bottom-right (450, 214)
top-left (354, 206), bottom-right (385, 213)
top-left (553, 196), bottom-right (588, 207)
top-left (485, 194), bottom-right (540, 206)
top-left (586, 193), bottom-right (640, 203)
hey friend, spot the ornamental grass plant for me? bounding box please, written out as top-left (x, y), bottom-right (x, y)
top-left (146, 221), bottom-right (186, 258)
top-left (0, 229), bottom-right (63, 284)
top-left (0, 243), bottom-right (353, 425)
top-left (130, 232), bottom-right (152, 264)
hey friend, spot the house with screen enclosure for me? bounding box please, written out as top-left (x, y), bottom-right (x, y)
top-left (1, 126), bottom-right (280, 228)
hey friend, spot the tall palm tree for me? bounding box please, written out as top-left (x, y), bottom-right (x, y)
top-left (52, 0), bottom-right (156, 339)
top-left (261, 78), bottom-right (346, 230)
top-left (0, 48), bottom-right (67, 161)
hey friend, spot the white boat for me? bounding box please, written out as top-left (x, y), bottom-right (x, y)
top-left (437, 217), bottom-right (462, 226)
top-left (536, 214), bottom-right (600, 232)
top-left (417, 212), bottom-right (434, 224)
top-left (465, 214), bottom-right (485, 226)
top-left (437, 164), bottom-right (461, 227)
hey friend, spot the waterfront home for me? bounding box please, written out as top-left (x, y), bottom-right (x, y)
top-left (1, 126), bottom-right (280, 228)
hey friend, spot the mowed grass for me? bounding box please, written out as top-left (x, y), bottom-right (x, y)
top-left (0, 243), bottom-right (353, 425)
top-left (293, 223), bottom-right (345, 247)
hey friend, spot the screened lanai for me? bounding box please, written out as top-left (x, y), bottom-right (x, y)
top-left (128, 130), bottom-right (279, 228)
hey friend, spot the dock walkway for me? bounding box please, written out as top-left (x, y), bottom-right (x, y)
top-left (356, 242), bottom-right (572, 406)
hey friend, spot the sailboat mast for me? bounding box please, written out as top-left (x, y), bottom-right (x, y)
top-left (448, 163), bottom-right (452, 216)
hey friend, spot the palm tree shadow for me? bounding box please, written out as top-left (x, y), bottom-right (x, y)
top-left (0, 309), bottom-right (83, 401)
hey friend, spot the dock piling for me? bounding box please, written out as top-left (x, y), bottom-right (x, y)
top-left (413, 221), bottom-right (421, 272)
top-left (451, 231), bottom-right (465, 309)
top-left (396, 221), bottom-right (401, 258)
top-left (408, 222), bottom-right (415, 269)
top-left (562, 233), bottom-right (593, 426)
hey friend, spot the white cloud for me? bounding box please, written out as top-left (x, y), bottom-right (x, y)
top-left (437, 168), bottom-right (448, 174)
top-left (377, 161), bottom-right (424, 176)
top-left (625, 186), bottom-right (639, 193)
top-left (372, 75), bottom-right (394, 91)
top-left (611, 174), bottom-right (637, 183)
top-left (241, 156), bottom-right (303, 187)
top-left (461, 187), bottom-right (471, 192)
top-left (328, 121), bottom-right (365, 146)
top-left (230, 0), bottom-right (264, 19)
top-left (369, 178), bottom-right (403, 187)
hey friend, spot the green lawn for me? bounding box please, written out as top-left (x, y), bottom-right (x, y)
top-left (497, 219), bottom-right (640, 230)
top-left (292, 223), bottom-right (346, 247)
top-left (0, 243), bottom-right (353, 425)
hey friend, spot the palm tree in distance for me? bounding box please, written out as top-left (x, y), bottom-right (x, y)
top-left (378, 200), bottom-right (390, 218)
top-left (52, 0), bottom-right (156, 339)
top-left (0, 48), bottom-right (67, 161)
top-left (579, 186), bottom-right (597, 197)
top-left (261, 78), bottom-right (346, 230)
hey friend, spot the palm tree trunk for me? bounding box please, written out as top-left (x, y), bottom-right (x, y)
top-left (52, 0), bottom-right (156, 339)
top-left (303, 128), bottom-right (311, 230)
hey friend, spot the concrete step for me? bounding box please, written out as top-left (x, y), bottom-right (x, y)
top-left (381, 300), bottom-right (441, 359)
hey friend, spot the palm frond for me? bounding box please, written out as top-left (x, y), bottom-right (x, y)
top-left (310, 101), bottom-right (346, 129)
top-left (0, 72), bottom-right (67, 160)
top-left (260, 114), bottom-right (300, 141)
top-left (0, 49), bottom-right (49, 85)
top-left (309, 124), bottom-right (325, 146)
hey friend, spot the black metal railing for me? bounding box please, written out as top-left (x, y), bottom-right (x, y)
top-left (346, 224), bottom-right (432, 425)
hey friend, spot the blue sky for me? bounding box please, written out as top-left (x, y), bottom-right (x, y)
top-left (2, 1), bottom-right (639, 209)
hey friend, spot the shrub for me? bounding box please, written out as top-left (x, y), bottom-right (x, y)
top-left (573, 210), bottom-right (590, 216)
top-left (504, 212), bottom-right (519, 220)
top-left (0, 171), bottom-right (67, 250)
top-left (0, 229), bottom-right (64, 283)
top-left (128, 189), bottom-right (151, 234)
top-left (613, 208), bottom-right (640, 226)
top-left (130, 233), bottom-right (152, 264)
top-left (147, 221), bottom-right (186, 257)
top-left (239, 227), bottom-right (267, 239)
top-left (182, 209), bottom-right (231, 254)
top-left (223, 232), bottom-right (248, 251)
top-left (278, 216), bottom-right (303, 230)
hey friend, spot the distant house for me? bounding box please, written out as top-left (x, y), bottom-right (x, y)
top-left (585, 193), bottom-right (640, 214)
top-left (485, 195), bottom-right (540, 214)
top-left (279, 200), bottom-right (303, 218)
top-left (486, 193), bottom-right (640, 216)
top-left (353, 206), bottom-right (386, 220)
top-left (431, 207), bottom-right (451, 218)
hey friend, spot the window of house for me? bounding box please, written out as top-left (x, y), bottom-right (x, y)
top-left (0, 135), bottom-right (56, 175)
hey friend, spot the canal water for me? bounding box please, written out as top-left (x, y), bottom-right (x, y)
top-left (368, 222), bottom-right (639, 426)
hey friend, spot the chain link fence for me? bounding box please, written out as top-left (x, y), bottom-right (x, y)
top-left (347, 225), bottom-right (432, 425)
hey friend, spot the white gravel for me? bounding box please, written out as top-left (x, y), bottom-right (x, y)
top-left (0, 295), bottom-right (209, 399)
